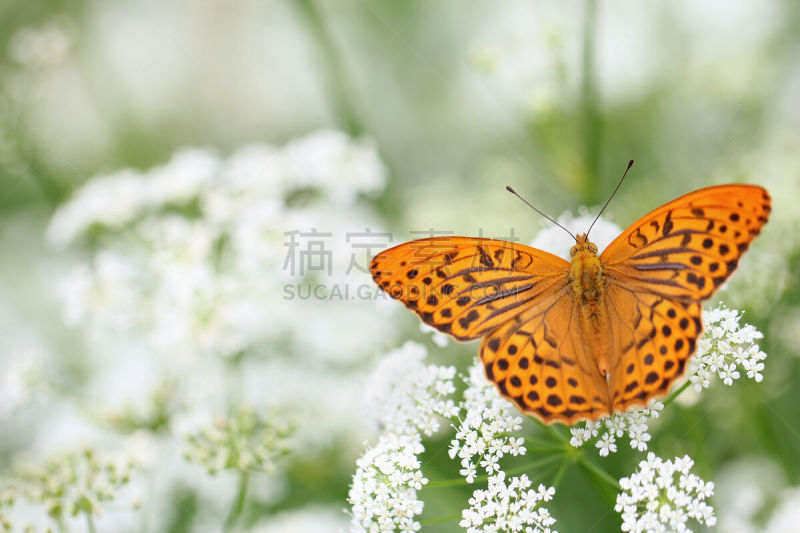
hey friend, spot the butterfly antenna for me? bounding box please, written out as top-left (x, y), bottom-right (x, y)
top-left (505, 186), bottom-right (576, 241)
top-left (587, 159), bottom-right (634, 236)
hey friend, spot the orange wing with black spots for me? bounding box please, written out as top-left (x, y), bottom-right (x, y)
top-left (478, 292), bottom-right (612, 425)
top-left (601, 185), bottom-right (771, 300)
top-left (370, 237), bottom-right (570, 341)
top-left (371, 237), bottom-right (613, 425)
top-left (604, 287), bottom-right (702, 411)
top-left (601, 184), bottom-right (770, 411)
top-left (370, 184), bottom-right (770, 425)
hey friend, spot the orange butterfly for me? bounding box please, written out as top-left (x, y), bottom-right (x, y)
top-left (370, 173), bottom-right (770, 425)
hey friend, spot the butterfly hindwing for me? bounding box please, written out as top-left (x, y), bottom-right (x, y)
top-left (480, 294), bottom-right (612, 424)
top-left (604, 285), bottom-right (702, 411)
top-left (370, 237), bottom-right (570, 341)
top-left (601, 185), bottom-right (771, 301)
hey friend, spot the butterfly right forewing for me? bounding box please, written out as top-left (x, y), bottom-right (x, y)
top-left (601, 185), bottom-right (771, 301)
top-left (370, 237), bottom-right (571, 341)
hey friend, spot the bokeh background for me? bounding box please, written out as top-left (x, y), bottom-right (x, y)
top-left (1, 0), bottom-right (799, 531)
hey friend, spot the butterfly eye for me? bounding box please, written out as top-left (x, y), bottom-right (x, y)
top-left (589, 243), bottom-right (598, 254)
top-left (569, 245), bottom-right (577, 257)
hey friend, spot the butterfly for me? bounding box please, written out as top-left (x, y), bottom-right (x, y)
top-left (370, 176), bottom-right (771, 425)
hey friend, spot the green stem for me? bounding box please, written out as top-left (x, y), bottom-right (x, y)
top-left (529, 416), bottom-right (570, 446)
top-left (580, 0), bottom-right (601, 204)
top-left (223, 470), bottom-right (250, 531)
top-left (0, 94), bottom-right (66, 206)
top-left (551, 457), bottom-right (571, 488)
top-left (294, 0), bottom-right (364, 136)
top-left (523, 442), bottom-right (569, 454)
top-left (577, 454), bottom-right (620, 490)
top-left (521, 435), bottom-right (564, 449)
top-left (426, 455), bottom-right (562, 487)
top-left (86, 513), bottom-right (97, 533)
top-left (663, 379), bottom-right (692, 407)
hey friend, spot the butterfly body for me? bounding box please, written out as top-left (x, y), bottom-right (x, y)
top-left (568, 235), bottom-right (612, 376)
top-left (569, 235), bottom-right (605, 317)
top-left (371, 184), bottom-right (771, 425)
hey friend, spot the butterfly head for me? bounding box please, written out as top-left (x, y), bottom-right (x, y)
top-left (570, 233), bottom-right (599, 257)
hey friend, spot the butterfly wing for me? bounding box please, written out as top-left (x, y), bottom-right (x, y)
top-left (479, 294), bottom-right (613, 424)
top-left (603, 286), bottom-right (703, 411)
top-left (370, 237), bottom-right (571, 341)
top-left (371, 237), bottom-right (612, 424)
top-left (600, 184), bottom-right (771, 411)
top-left (600, 184), bottom-right (771, 300)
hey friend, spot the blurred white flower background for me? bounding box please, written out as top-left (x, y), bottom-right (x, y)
top-left (1, 1), bottom-right (799, 532)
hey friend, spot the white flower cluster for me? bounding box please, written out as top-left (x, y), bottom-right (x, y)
top-left (688, 306), bottom-right (766, 392)
top-left (364, 341), bottom-right (458, 438)
top-left (448, 362), bottom-right (558, 532)
top-left (348, 434), bottom-right (428, 533)
top-left (449, 363), bottom-right (527, 483)
top-left (47, 133), bottom-right (389, 365)
top-left (181, 407), bottom-right (291, 475)
top-left (44, 130), bottom-right (389, 446)
top-left (0, 447), bottom-right (138, 531)
top-left (616, 452), bottom-right (716, 532)
top-left (569, 400), bottom-right (664, 456)
top-left (349, 343), bottom-right (458, 532)
top-left (47, 131), bottom-right (385, 249)
top-left (37, 131), bottom-right (391, 526)
top-left (460, 472), bottom-right (558, 533)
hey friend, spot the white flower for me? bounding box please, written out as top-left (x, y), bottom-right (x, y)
top-left (284, 130), bottom-right (386, 206)
top-left (688, 306), bottom-right (767, 392)
top-left (348, 434), bottom-right (428, 533)
top-left (0, 445), bottom-right (139, 531)
top-left (47, 168), bottom-right (152, 248)
top-left (450, 362), bottom-right (526, 483)
top-left (570, 400), bottom-right (663, 455)
top-left (181, 406), bottom-right (292, 475)
top-left (42, 132), bottom-right (392, 528)
top-left (616, 452), bottom-right (716, 532)
top-left (364, 342), bottom-right (458, 439)
top-left (460, 471), bottom-right (558, 533)
top-left (349, 341), bottom-right (461, 531)
top-left (596, 433), bottom-right (617, 457)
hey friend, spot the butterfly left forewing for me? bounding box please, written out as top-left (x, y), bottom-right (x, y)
top-left (370, 237), bottom-right (570, 341)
